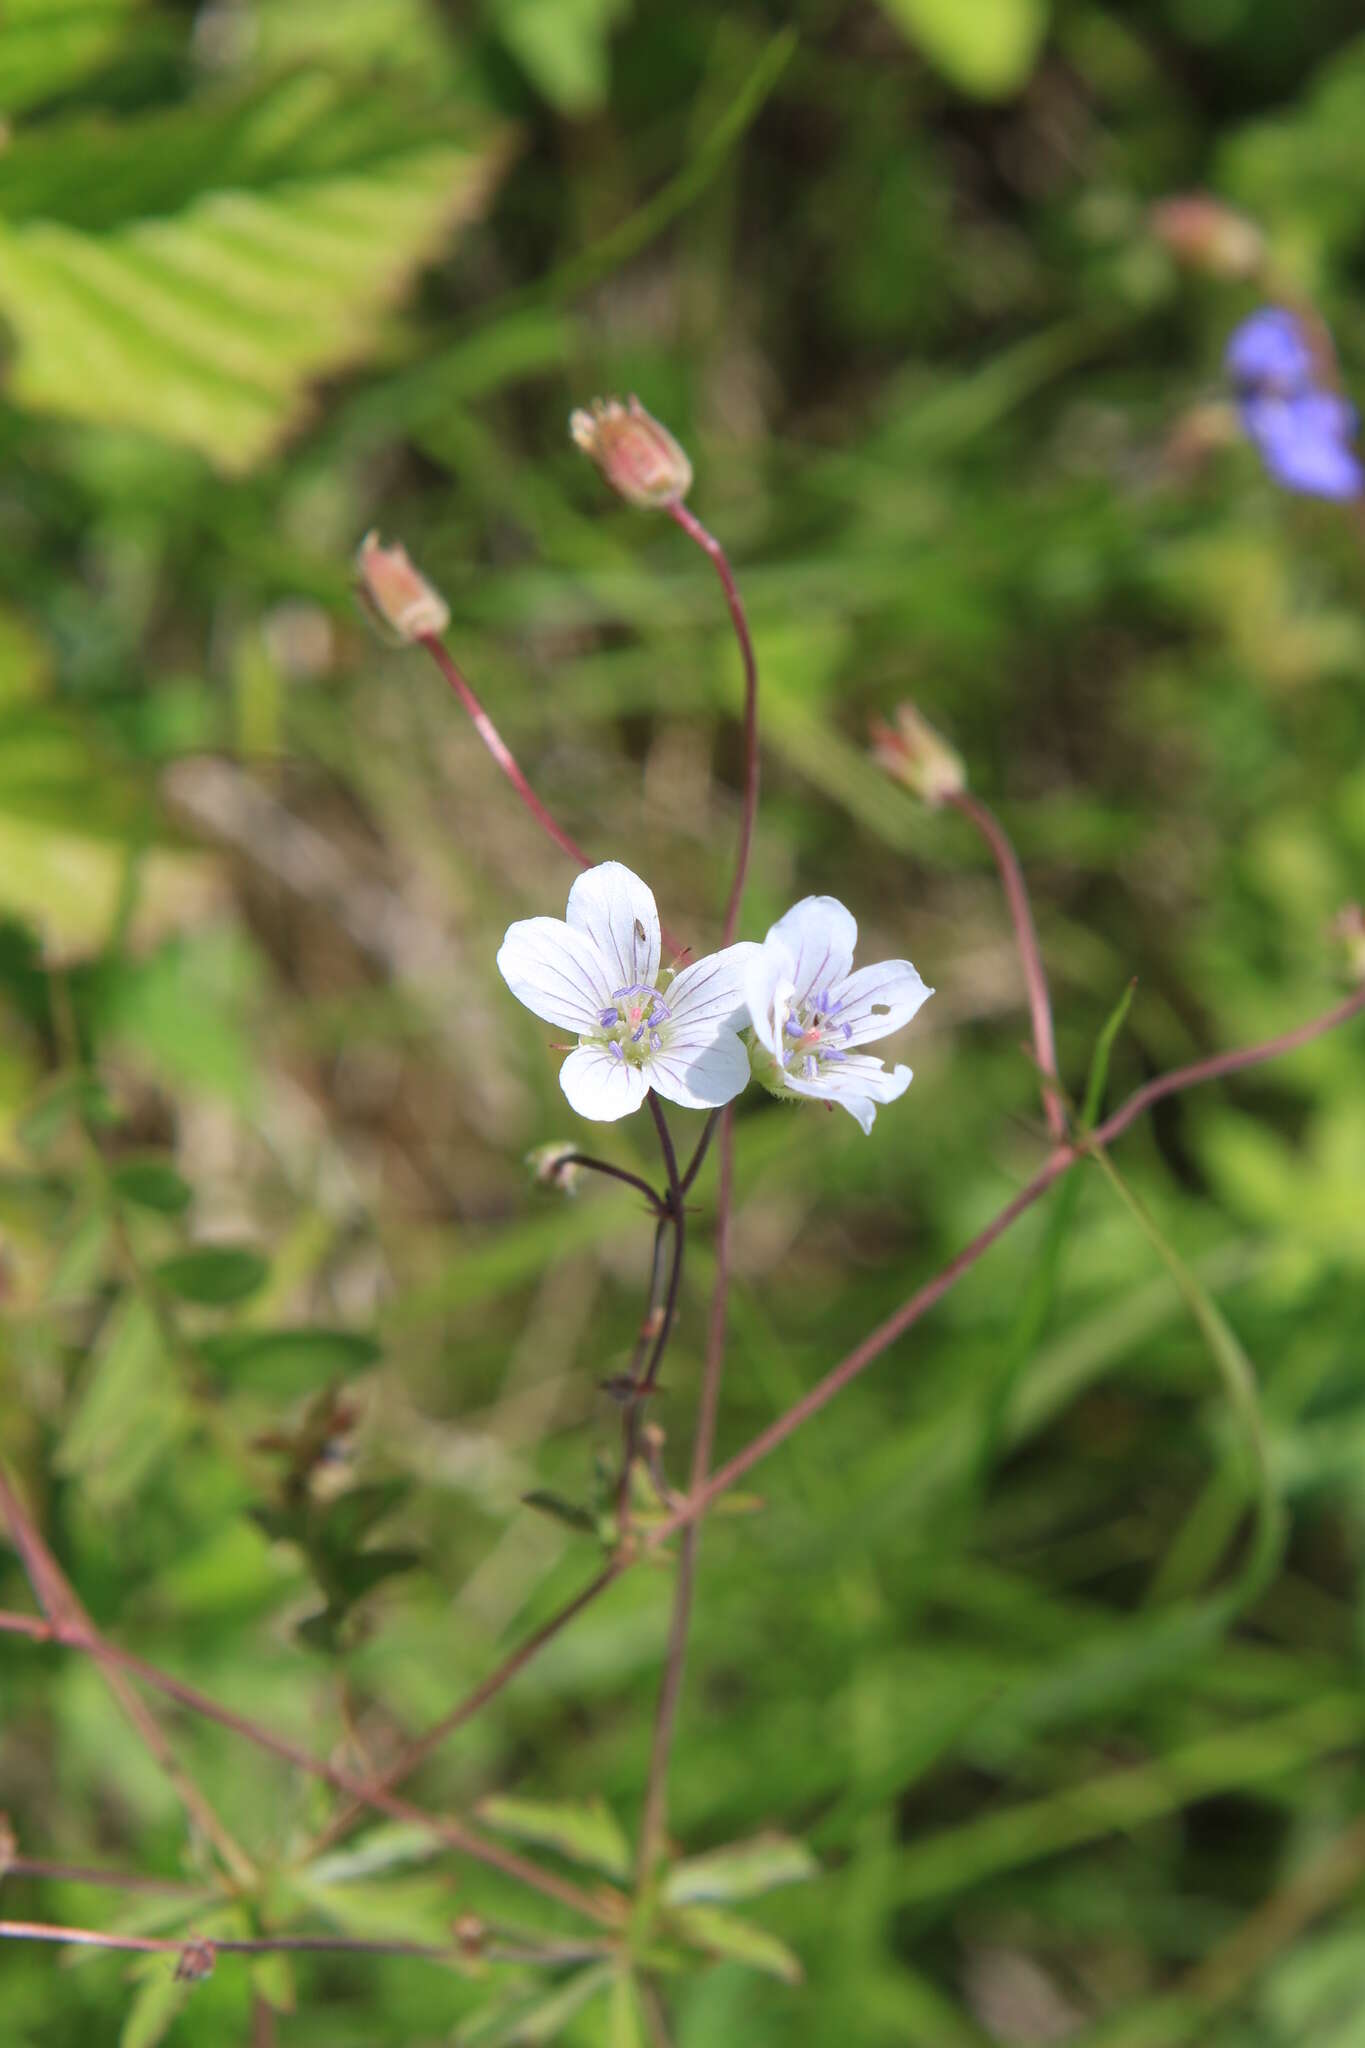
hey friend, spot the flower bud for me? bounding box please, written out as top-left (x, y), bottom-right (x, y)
top-left (1331, 903), bottom-right (1365, 985)
top-left (569, 396), bottom-right (692, 509)
top-left (1149, 194), bottom-right (1265, 282)
top-left (526, 1142), bottom-right (582, 1195)
top-left (175, 1938), bottom-right (216, 1983)
top-left (870, 703), bottom-right (967, 807)
top-left (354, 531), bottom-right (449, 643)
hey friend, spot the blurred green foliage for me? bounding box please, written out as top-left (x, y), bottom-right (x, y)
top-left (4, 1), bottom-right (1365, 2043)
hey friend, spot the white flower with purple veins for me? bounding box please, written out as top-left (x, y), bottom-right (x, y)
top-left (743, 896), bottom-right (933, 1134)
top-left (497, 862), bottom-right (756, 1123)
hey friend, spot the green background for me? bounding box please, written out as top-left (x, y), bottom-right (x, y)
top-left (3, 1), bottom-right (1365, 2042)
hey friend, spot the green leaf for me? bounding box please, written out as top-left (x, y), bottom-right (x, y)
top-left (607, 1971), bottom-right (646, 2048)
top-left (0, 77), bottom-right (510, 470)
top-left (329, 1546), bottom-right (422, 1602)
top-left (876, 0), bottom-right (1048, 98)
top-left (668, 1903), bottom-right (804, 1984)
top-left (663, 1832), bottom-right (819, 1905)
top-left (0, 0), bottom-right (144, 118)
top-left (57, 1296), bottom-right (188, 1510)
top-left (317, 1479), bottom-right (411, 1555)
top-left (490, 0), bottom-right (631, 116)
top-left (521, 1488), bottom-right (599, 1535)
top-left (119, 1966), bottom-right (191, 2048)
top-left (155, 1244), bottom-right (268, 1306)
top-left (111, 1157), bottom-right (193, 1216)
top-left (477, 1793), bottom-right (632, 1883)
top-left (198, 1326), bottom-right (381, 1393)
top-left (455, 1963), bottom-right (614, 2046)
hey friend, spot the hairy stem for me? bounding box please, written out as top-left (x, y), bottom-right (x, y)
top-left (948, 788), bottom-right (1066, 1140)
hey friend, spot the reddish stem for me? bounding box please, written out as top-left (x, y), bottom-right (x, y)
top-left (949, 788), bottom-right (1066, 1140)
top-left (647, 982), bottom-right (1365, 1539)
top-left (666, 502), bottom-right (760, 946)
top-left (417, 633), bottom-right (594, 872)
top-left (2, 1858), bottom-right (206, 1896)
top-left (0, 1466), bottom-right (255, 1891)
top-left (0, 1607), bottom-right (612, 1927)
top-left (0, 1919), bottom-right (470, 1963)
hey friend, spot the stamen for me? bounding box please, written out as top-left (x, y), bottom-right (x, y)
top-left (804, 1053), bottom-right (818, 1080)
top-left (783, 1014), bottom-right (804, 1038)
top-left (650, 1030), bottom-right (662, 1051)
top-left (818, 988), bottom-right (831, 1011)
top-left (598, 1006), bottom-right (619, 1027)
top-left (630, 1020), bottom-right (647, 1043)
top-left (840, 1023), bottom-right (852, 1041)
top-left (611, 981), bottom-right (671, 1020)
top-left (608, 1041), bottom-right (625, 1064)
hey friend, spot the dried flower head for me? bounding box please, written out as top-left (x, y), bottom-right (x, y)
top-left (569, 396), bottom-right (692, 510)
top-left (354, 531), bottom-right (450, 643)
top-left (526, 1142), bottom-right (583, 1195)
top-left (870, 703), bottom-right (967, 807)
top-left (1150, 194), bottom-right (1264, 281)
top-left (175, 1938), bottom-right (217, 1983)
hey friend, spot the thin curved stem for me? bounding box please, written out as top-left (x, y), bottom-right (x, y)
top-left (418, 634), bottom-right (594, 872)
top-left (679, 1108), bottom-right (721, 1198)
top-left (560, 1154), bottom-right (667, 1213)
top-left (667, 502), bottom-right (760, 946)
top-left (639, 1097), bottom-right (685, 1399)
top-left (949, 788), bottom-right (1065, 1141)
top-left (0, 1920), bottom-right (469, 1964)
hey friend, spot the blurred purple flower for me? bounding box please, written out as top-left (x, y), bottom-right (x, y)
top-left (1225, 306), bottom-right (1364, 501)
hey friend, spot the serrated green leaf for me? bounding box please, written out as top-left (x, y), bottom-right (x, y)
top-left (155, 1244), bottom-right (268, 1306)
top-left (876, 0), bottom-right (1048, 98)
top-left (199, 1326), bottom-right (381, 1392)
top-left (111, 1157), bottom-right (193, 1215)
top-left (663, 1832), bottom-right (818, 1905)
top-left (0, 79), bottom-right (510, 469)
top-left (668, 1902), bottom-right (804, 1984)
top-left (477, 1793), bottom-right (632, 1882)
top-left (118, 1963), bottom-right (191, 2048)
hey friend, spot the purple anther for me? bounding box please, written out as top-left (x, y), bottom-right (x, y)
top-left (804, 1053), bottom-right (818, 1080)
top-left (598, 1006), bottom-right (619, 1028)
top-left (784, 1014), bottom-right (805, 1038)
top-left (630, 1020), bottom-right (647, 1043)
top-left (823, 1048), bottom-right (846, 1062)
top-left (650, 1030), bottom-right (662, 1051)
top-left (840, 1022), bottom-right (852, 1041)
top-left (608, 1041), bottom-right (625, 1063)
top-left (818, 988), bottom-right (831, 1011)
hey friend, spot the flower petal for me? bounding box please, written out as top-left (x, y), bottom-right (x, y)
top-left (646, 1030), bottom-right (751, 1112)
top-left (783, 1055), bottom-right (913, 1134)
top-left (565, 862), bottom-right (661, 994)
top-left (665, 943), bottom-right (762, 1043)
top-left (829, 958), bottom-right (933, 1048)
top-left (762, 896), bottom-right (857, 1005)
top-left (740, 943), bottom-right (794, 1059)
top-left (497, 917), bottom-right (615, 1032)
top-left (559, 1043), bottom-right (651, 1122)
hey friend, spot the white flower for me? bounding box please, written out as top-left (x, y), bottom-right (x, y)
top-left (497, 862), bottom-right (756, 1123)
top-left (741, 895), bottom-right (932, 1134)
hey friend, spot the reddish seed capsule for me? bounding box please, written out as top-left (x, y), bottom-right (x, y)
top-left (569, 396), bottom-right (693, 510)
top-left (354, 531), bottom-right (450, 643)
